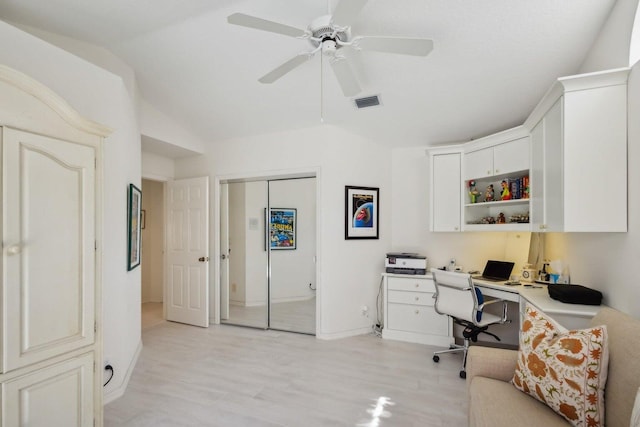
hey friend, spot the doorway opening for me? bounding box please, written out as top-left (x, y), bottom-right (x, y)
top-left (141, 178), bottom-right (165, 330)
top-left (219, 175), bottom-right (317, 335)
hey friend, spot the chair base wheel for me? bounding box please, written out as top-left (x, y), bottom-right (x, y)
top-left (459, 370), bottom-right (466, 379)
top-left (433, 355), bottom-right (440, 363)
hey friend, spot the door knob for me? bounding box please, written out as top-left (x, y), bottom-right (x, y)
top-left (198, 256), bottom-right (210, 262)
top-left (7, 245), bottom-right (21, 255)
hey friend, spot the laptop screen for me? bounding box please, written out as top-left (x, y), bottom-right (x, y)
top-left (482, 260), bottom-right (515, 280)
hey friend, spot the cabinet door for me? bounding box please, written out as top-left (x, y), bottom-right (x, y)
top-left (463, 147), bottom-right (492, 180)
top-left (431, 153), bottom-right (461, 232)
top-left (493, 137), bottom-right (529, 176)
top-left (2, 128), bottom-right (96, 372)
top-left (543, 99), bottom-right (564, 232)
top-left (563, 84), bottom-right (627, 231)
top-left (2, 353), bottom-right (94, 427)
top-left (530, 120), bottom-right (545, 230)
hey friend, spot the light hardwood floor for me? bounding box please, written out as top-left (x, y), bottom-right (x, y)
top-left (105, 310), bottom-right (468, 426)
top-left (226, 297), bottom-right (316, 334)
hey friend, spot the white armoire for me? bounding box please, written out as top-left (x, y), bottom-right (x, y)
top-left (0, 65), bottom-right (110, 426)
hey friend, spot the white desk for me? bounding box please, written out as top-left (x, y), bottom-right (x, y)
top-left (381, 272), bottom-right (604, 347)
top-left (473, 278), bottom-right (602, 330)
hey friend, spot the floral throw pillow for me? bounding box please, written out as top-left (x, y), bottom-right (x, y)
top-left (511, 303), bottom-right (609, 426)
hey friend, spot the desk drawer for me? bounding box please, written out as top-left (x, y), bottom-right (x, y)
top-left (386, 303), bottom-right (448, 335)
top-left (387, 277), bottom-right (435, 293)
top-left (387, 290), bottom-right (434, 307)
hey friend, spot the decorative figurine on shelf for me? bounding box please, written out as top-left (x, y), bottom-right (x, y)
top-left (468, 180), bottom-right (481, 203)
top-left (501, 180), bottom-right (511, 200)
top-left (485, 184), bottom-right (494, 202)
top-left (497, 212), bottom-right (506, 223)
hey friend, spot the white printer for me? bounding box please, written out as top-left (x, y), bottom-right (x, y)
top-left (385, 252), bottom-right (428, 275)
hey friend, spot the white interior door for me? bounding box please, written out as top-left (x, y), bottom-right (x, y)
top-left (166, 176), bottom-right (210, 327)
top-left (220, 183), bottom-right (229, 320)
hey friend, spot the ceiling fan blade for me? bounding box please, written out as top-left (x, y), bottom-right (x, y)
top-left (329, 57), bottom-right (361, 97)
top-left (355, 36), bottom-right (434, 56)
top-left (331, 0), bottom-right (368, 27)
top-left (228, 13), bottom-right (307, 38)
top-left (259, 54), bottom-right (311, 84)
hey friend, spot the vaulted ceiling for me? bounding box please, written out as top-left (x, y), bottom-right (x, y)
top-left (0, 0), bottom-right (617, 147)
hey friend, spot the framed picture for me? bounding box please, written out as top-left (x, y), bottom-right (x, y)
top-left (141, 210), bottom-right (146, 229)
top-left (345, 186), bottom-right (379, 239)
top-left (269, 208), bottom-right (296, 250)
top-left (127, 183), bottom-right (142, 271)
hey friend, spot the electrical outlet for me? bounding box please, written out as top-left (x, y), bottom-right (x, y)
top-left (104, 357), bottom-right (111, 369)
top-left (231, 283), bottom-right (237, 293)
top-left (361, 305), bottom-right (369, 317)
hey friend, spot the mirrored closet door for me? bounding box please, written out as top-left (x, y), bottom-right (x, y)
top-left (220, 177), bottom-right (316, 335)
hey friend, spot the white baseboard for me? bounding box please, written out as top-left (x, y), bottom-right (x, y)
top-left (103, 340), bottom-right (142, 405)
top-left (316, 326), bottom-right (372, 340)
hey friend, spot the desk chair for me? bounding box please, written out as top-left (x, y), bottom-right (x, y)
top-left (431, 269), bottom-right (508, 379)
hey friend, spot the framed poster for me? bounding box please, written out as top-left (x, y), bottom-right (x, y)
top-left (345, 185), bottom-right (379, 239)
top-left (269, 208), bottom-right (296, 250)
top-left (127, 183), bottom-right (142, 271)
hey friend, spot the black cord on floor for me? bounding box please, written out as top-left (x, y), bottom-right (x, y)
top-left (103, 364), bottom-right (114, 387)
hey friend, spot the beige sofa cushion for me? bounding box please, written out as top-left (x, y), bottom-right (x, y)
top-left (469, 376), bottom-right (569, 427)
top-left (590, 307), bottom-right (640, 427)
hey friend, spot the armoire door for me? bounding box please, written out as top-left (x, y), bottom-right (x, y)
top-left (2, 127), bottom-right (96, 370)
top-left (1, 126), bottom-right (97, 426)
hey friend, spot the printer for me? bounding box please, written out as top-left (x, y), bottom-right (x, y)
top-left (385, 252), bottom-right (428, 275)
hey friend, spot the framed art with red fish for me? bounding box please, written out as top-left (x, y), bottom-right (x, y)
top-left (345, 185), bottom-right (379, 240)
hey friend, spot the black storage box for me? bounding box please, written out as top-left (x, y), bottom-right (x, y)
top-left (547, 284), bottom-right (603, 305)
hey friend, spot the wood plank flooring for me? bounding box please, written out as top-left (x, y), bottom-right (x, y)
top-left (225, 297), bottom-right (316, 334)
top-left (105, 317), bottom-right (469, 426)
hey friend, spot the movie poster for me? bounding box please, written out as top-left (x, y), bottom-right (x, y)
top-left (269, 208), bottom-right (296, 250)
top-left (351, 193), bottom-right (374, 228)
top-left (345, 186), bottom-right (379, 240)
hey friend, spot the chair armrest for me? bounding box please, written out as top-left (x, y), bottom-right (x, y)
top-left (466, 346), bottom-right (518, 390)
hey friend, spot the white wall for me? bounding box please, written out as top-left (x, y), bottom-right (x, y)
top-left (142, 151), bottom-right (175, 180)
top-left (579, 0), bottom-right (640, 72)
top-left (141, 179), bottom-right (164, 303)
top-left (176, 125), bottom-right (391, 338)
top-left (139, 99), bottom-right (206, 154)
top-left (0, 20), bottom-right (142, 400)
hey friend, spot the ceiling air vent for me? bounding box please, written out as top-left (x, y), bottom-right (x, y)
top-left (354, 95), bottom-right (381, 109)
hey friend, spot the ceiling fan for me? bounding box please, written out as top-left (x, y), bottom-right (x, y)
top-left (227, 0), bottom-right (433, 97)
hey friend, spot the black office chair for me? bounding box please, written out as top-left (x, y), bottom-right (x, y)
top-left (431, 269), bottom-right (508, 379)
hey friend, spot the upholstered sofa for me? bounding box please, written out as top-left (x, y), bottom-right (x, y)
top-left (467, 307), bottom-right (640, 427)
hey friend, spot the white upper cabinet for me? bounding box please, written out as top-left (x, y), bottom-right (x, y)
top-left (428, 147), bottom-right (462, 232)
top-left (493, 138), bottom-right (530, 177)
top-left (429, 68), bottom-right (628, 233)
top-left (462, 128), bottom-right (531, 231)
top-left (464, 136), bottom-right (529, 180)
top-left (525, 68), bottom-right (628, 232)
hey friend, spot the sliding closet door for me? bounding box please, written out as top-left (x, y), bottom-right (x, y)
top-left (268, 178), bottom-right (316, 334)
top-left (222, 181), bottom-right (268, 329)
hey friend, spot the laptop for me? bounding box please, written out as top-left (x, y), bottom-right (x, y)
top-left (472, 260), bottom-right (515, 282)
